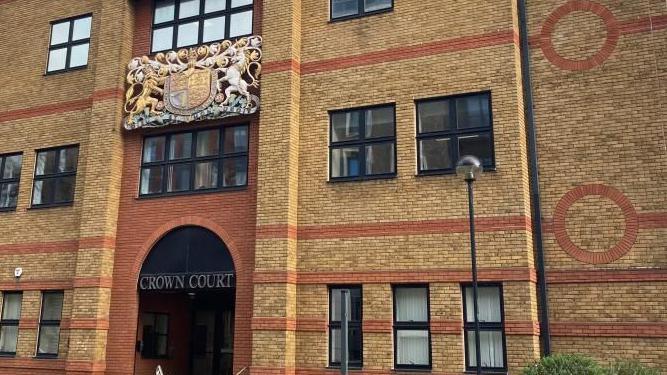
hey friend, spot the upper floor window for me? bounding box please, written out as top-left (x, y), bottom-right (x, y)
top-left (0, 292), bottom-right (22, 356)
top-left (37, 291), bottom-right (64, 357)
top-left (140, 125), bottom-right (249, 196)
top-left (47, 14), bottom-right (92, 73)
top-left (152, 0), bottom-right (254, 53)
top-left (331, 0), bottom-right (392, 20)
top-left (329, 286), bottom-right (362, 368)
top-left (417, 92), bottom-right (494, 174)
top-left (329, 105), bottom-right (396, 181)
top-left (0, 153), bottom-right (22, 211)
top-left (462, 284), bottom-right (506, 372)
top-left (393, 285), bottom-right (431, 369)
top-left (32, 145), bottom-right (79, 207)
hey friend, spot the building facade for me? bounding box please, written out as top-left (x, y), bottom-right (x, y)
top-left (0, 0), bottom-right (664, 374)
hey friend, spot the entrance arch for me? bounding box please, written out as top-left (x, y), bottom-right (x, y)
top-left (136, 226), bottom-right (236, 375)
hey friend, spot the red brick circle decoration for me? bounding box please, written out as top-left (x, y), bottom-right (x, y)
top-left (553, 184), bottom-right (638, 264)
top-left (540, 0), bottom-right (620, 71)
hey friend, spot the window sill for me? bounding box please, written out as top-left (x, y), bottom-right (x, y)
top-left (329, 7), bottom-right (393, 23)
top-left (464, 370), bottom-right (507, 375)
top-left (0, 207), bottom-right (17, 213)
top-left (0, 353), bottom-right (16, 357)
top-left (28, 202), bottom-right (74, 210)
top-left (33, 354), bottom-right (59, 359)
top-left (326, 365), bottom-right (363, 371)
top-left (392, 367), bottom-right (432, 373)
top-left (416, 167), bottom-right (497, 177)
top-left (136, 185), bottom-right (248, 200)
top-left (328, 174), bottom-right (396, 183)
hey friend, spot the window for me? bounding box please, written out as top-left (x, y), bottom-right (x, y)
top-left (37, 291), bottom-right (63, 357)
top-left (393, 285), bottom-right (430, 369)
top-left (32, 145), bottom-right (79, 207)
top-left (140, 125), bottom-right (248, 196)
top-left (151, 0), bottom-right (254, 53)
top-left (331, 0), bottom-right (392, 20)
top-left (141, 313), bottom-right (169, 358)
top-left (47, 14), bottom-right (92, 73)
top-left (0, 153), bottom-right (22, 211)
top-left (329, 105), bottom-right (396, 180)
top-left (329, 286), bottom-right (362, 368)
top-left (462, 284), bottom-right (506, 372)
top-left (417, 92), bottom-right (494, 174)
top-left (0, 292), bottom-right (22, 355)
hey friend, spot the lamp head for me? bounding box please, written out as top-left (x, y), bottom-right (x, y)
top-left (456, 155), bottom-right (483, 182)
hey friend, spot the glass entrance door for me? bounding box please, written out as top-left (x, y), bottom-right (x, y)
top-left (191, 299), bottom-right (234, 375)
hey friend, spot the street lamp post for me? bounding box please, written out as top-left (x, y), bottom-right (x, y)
top-left (456, 155), bottom-right (483, 375)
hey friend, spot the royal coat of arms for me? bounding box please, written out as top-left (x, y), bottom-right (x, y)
top-left (123, 36), bottom-right (262, 129)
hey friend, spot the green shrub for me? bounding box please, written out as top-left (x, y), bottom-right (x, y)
top-left (604, 360), bottom-right (660, 375)
top-left (523, 354), bottom-right (605, 375)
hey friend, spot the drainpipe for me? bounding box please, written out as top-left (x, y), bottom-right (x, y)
top-left (517, 0), bottom-right (552, 356)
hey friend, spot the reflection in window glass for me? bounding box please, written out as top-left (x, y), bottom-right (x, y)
top-left (32, 146), bottom-right (79, 206)
top-left (365, 107), bottom-right (394, 138)
top-left (154, 0), bottom-right (176, 23)
top-left (195, 161), bottom-right (218, 189)
top-left (0, 154), bottom-right (22, 210)
top-left (332, 0), bottom-right (359, 19)
top-left (224, 126), bottom-right (248, 153)
top-left (72, 17), bottom-right (92, 40)
top-left (365, 143), bottom-right (394, 175)
top-left (47, 48), bottom-right (68, 72)
top-left (69, 43), bottom-right (90, 68)
top-left (331, 147), bottom-right (360, 178)
top-left (364, 0), bottom-right (392, 12)
top-left (140, 167), bottom-right (164, 195)
top-left (331, 112), bottom-right (360, 142)
top-left (222, 157), bottom-right (247, 187)
top-left (50, 22), bottom-right (70, 45)
top-left (169, 133), bottom-right (193, 160)
top-left (179, 0), bottom-right (201, 19)
top-left (205, 0), bottom-right (226, 12)
top-left (167, 164), bottom-right (191, 192)
top-left (177, 21), bottom-right (199, 47)
top-left (229, 10), bottom-right (253, 37)
top-left (152, 27), bottom-right (174, 52)
top-left (203, 16), bottom-right (226, 42)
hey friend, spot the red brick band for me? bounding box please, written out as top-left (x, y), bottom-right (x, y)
top-left (540, 0), bottom-right (620, 71)
top-left (0, 236), bottom-right (116, 255)
top-left (553, 184), bottom-right (638, 264)
top-left (551, 322), bottom-right (667, 338)
top-left (547, 268), bottom-right (667, 284)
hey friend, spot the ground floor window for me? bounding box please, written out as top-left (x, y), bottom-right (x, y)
top-left (393, 285), bottom-right (431, 369)
top-left (0, 292), bottom-right (22, 355)
top-left (462, 284), bottom-right (506, 371)
top-left (141, 312), bottom-right (169, 358)
top-left (37, 291), bottom-right (64, 357)
top-left (329, 286), bottom-right (362, 368)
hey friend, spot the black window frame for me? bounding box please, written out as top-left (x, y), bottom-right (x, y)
top-left (46, 13), bottom-right (93, 74)
top-left (0, 153), bottom-right (23, 212)
top-left (328, 285), bottom-right (363, 369)
top-left (0, 292), bottom-right (22, 356)
top-left (416, 91), bottom-right (495, 175)
top-left (330, 0), bottom-right (393, 22)
top-left (461, 283), bottom-right (507, 373)
top-left (328, 104), bottom-right (397, 182)
top-left (151, 0), bottom-right (255, 53)
top-left (36, 291), bottom-right (64, 358)
top-left (141, 312), bottom-right (170, 359)
top-left (31, 145), bottom-right (80, 209)
top-left (392, 284), bottom-right (431, 370)
top-left (139, 124), bottom-right (249, 198)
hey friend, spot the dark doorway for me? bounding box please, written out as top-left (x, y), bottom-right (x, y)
top-left (190, 292), bottom-right (234, 375)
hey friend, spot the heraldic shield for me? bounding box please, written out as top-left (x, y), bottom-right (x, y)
top-left (164, 69), bottom-right (217, 117)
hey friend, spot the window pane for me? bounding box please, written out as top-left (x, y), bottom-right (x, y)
top-left (331, 288), bottom-right (361, 322)
top-left (418, 100), bottom-right (453, 133)
top-left (466, 330), bottom-right (504, 368)
top-left (365, 107), bottom-right (394, 138)
top-left (144, 136), bottom-right (166, 162)
top-left (331, 147), bottom-right (360, 178)
top-left (69, 43), bottom-right (90, 67)
top-left (365, 142), bottom-right (394, 175)
top-left (47, 48), bottom-right (68, 72)
top-left (41, 293), bottom-right (64, 321)
top-left (196, 130), bottom-right (220, 157)
top-left (32, 179), bottom-right (55, 205)
top-left (332, 0), bottom-right (359, 18)
top-left (72, 17), bottom-right (92, 40)
top-left (458, 133), bottom-right (493, 166)
top-left (229, 10), bottom-right (253, 37)
top-left (169, 133), bottom-right (193, 160)
top-left (194, 161), bottom-right (218, 190)
top-left (465, 286), bottom-right (501, 323)
top-left (177, 21), bottom-right (199, 47)
top-left (58, 148), bottom-right (78, 173)
top-left (155, 0), bottom-right (176, 23)
top-left (203, 16), bottom-right (226, 42)
top-left (0, 326), bottom-right (18, 353)
top-left (395, 287), bottom-right (428, 322)
top-left (205, 0), bottom-right (226, 12)
top-left (364, 0), bottom-right (392, 12)
top-left (152, 27), bottom-right (174, 52)
top-left (2, 294), bottom-right (21, 320)
top-left (36, 150), bottom-right (57, 175)
top-left (457, 95), bottom-right (491, 129)
top-left (0, 183), bottom-right (19, 208)
top-left (231, 0), bottom-right (252, 7)
top-left (222, 157), bottom-right (247, 187)
top-left (348, 325), bottom-right (362, 362)
top-left (54, 176), bottom-right (76, 203)
top-left (420, 138), bottom-right (452, 171)
top-left (330, 327), bottom-right (341, 363)
top-left (167, 164), bottom-right (191, 192)
top-left (3, 155), bottom-right (22, 179)
top-left (156, 335), bottom-right (168, 356)
top-left (155, 314), bottom-right (169, 335)
top-left (331, 111), bottom-right (360, 142)
top-left (38, 326), bottom-right (60, 355)
top-left (396, 330), bottom-right (429, 366)
top-left (140, 167), bottom-right (163, 195)
top-left (223, 126), bottom-right (248, 153)
top-left (179, 0), bottom-right (201, 18)
top-left (50, 21), bottom-right (70, 45)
